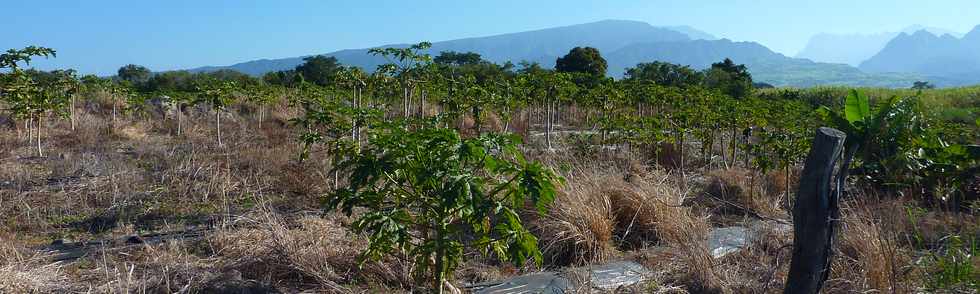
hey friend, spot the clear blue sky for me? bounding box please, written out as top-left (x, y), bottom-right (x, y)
top-left (5, 0), bottom-right (978, 75)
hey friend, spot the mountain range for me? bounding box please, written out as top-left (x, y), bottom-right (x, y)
top-left (190, 20), bottom-right (958, 88)
top-left (859, 25), bottom-right (980, 85)
top-left (796, 25), bottom-right (963, 66)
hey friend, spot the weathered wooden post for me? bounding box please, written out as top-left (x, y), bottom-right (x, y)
top-left (784, 127), bottom-right (846, 294)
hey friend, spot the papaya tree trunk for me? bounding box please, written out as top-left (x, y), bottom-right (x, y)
top-left (112, 96), bottom-right (117, 127)
top-left (215, 109), bottom-right (222, 147)
top-left (546, 95), bottom-right (553, 150)
top-left (25, 117), bottom-right (32, 144)
top-left (679, 130), bottom-right (686, 183)
top-left (419, 89), bottom-right (425, 118)
top-left (35, 114), bottom-right (43, 157)
top-left (70, 94), bottom-right (76, 132)
top-left (730, 124), bottom-right (739, 167)
top-left (176, 103), bottom-right (182, 136)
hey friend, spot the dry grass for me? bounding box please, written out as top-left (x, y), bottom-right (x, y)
top-left (702, 168), bottom-right (785, 219)
top-left (211, 208), bottom-right (411, 292)
top-left (608, 170), bottom-right (692, 249)
top-left (531, 162), bottom-right (726, 292)
top-left (0, 236), bottom-right (70, 293)
top-left (531, 169), bottom-right (617, 266)
top-left (823, 199), bottom-right (915, 293)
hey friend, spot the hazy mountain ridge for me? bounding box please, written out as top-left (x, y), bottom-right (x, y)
top-left (663, 25), bottom-right (718, 40)
top-left (796, 25), bottom-right (964, 66)
top-left (188, 20), bottom-right (923, 88)
top-left (859, 25), bottom-right (980, 85)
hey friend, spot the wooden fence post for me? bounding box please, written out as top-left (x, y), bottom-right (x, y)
top-left (784, 127), bottom-right (846, 294)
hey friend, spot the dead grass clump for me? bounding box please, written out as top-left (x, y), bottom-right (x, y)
top-left (531, 171), bottom-right (616, 266)
top-left (92, 242), bottom-right (221, 293)
top-left (703, 168), bottom-right (783, 218)
top-left (829, 204), bottom-right (913, 293)
top-left (608, 170), bottom-right (690, 249)
top-left (662, 213), bottom-right (722, 293)
top-left (257, 115), bottom-right (293, 146)
top-left (212, 210), bottom-right (410, 291)
top-left (635, 216), bottom-right (723, 293)
top-left (0, 237), bottom-right (70, 293)
top-left (606, 170), bottom-right (724, 293)
top-left (279, 161), bottom-right (329, 197)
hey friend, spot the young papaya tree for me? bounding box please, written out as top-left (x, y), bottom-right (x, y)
top-left (326, 118), bottom-right (562, 292)
top-left (0, 46), bottom-right (62, 157)
top-left (244, 83), bottom-right (281, 130)
top-left (369, 42), bottom-right (433, 120)
top-left (49, 69), bottom-right (80, 131)
top-left (2, 72), bottom-right (71, 157)
top-left (196, 79), bottom-right (238, 147)
top-left (159, 90), bottom-right (191, 136)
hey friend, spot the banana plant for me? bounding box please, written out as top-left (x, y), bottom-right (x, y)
top-left (817, 89), bottom-right (948, 199)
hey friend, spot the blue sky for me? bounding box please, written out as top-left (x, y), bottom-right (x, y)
top-left (5, 0), bottom-right (979, 75)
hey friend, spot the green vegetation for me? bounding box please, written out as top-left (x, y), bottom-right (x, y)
top-left (555, 46), bottom-right (608, 78)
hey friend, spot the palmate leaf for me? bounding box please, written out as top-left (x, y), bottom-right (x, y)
top-left (518, 162), bottom-right (559, 214)
top-left (844, 89), bottom-right (871, 124)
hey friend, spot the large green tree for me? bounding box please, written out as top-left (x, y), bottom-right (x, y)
top-left (295, 55), bottom-right (343, 87)
top-left (704, 58), bottom-right (753, 99)
top-left (117, 64), bottom-right (152, 86)
top-left (625, 61), bottom-right (703, 88)
top-left (145, 70), bottom-right (194, 92)
top-left (555, 47), bottom-right (607, 77)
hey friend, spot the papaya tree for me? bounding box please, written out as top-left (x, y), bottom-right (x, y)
top-left (244, 83), bottom-right (281, 129)
top-left (369, 42), bottom-right (433, 119)
top-left (196, 79), bottom-right (238, 146)
top-left (0, 46), bottom-right (62, 157)
top-left (326, 118), bottom-right (562, 292)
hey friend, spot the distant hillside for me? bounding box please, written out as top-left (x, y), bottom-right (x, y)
top-left (860, 25), bottom-right (980, 86)
top-left (191, 20), bottom-right (691, 76)
top-left (796, 25), bottom-right (963, 66)
top-left (663, 25), bottom-right (718, 40)
top-left (608, 39), bottom-right (920, 87)
top-left (189, 19), bottom-right (921, 88)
